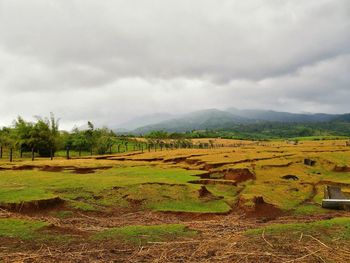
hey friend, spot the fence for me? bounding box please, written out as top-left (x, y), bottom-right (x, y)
top-left (0, 140), bottom-right (249, 162)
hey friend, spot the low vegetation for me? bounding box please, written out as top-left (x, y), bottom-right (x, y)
top-left (245, 217), bottom-right (350, 241)
top-left (1, 138), bottom-right (350, 262)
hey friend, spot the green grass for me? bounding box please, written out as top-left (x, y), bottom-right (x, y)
top-left (320, 152), bottom-right (350, 167)
top-left (240, 181), bottom-right (313, 210)
top-left (289, 136), bottom-right (348, 141)
top-left (293, 204), bottom-right (326, 215)
top-left (321, 171), bottom-right (350, 184)
top-left (245, 217), bottom-right (350, 241)
top-left (0, 166), bottom-right (231, 213)
top-left (206, 184), bottom-right (239, 206)
top-left (0, 218), bottom-right (73, 244)
top-left (0, 166), bottom-right (202, 203)
top-left (152, 199), bottom-right (231, 213)
top-left (2, 142), bottom-right (348, 215)
top-left (103, 183), bottom-right (232, 213)
top-left (70, 200), bottom-right (98, 211)
top-left (93, 224), bottom-right (196, 245)
top-left (0, 218), bottom-right (48, 240)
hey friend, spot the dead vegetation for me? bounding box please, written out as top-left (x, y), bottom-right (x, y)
top-left (2, 209), bottom-right (350, 263)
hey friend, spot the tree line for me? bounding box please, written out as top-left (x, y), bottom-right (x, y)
top-left (0, 114), bottom-right (215, 160)
top-left (0, 114), bottom-right (127, 158)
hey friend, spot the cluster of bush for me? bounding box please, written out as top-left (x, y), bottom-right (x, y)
top-left (0, 114), bottom-right (119, 157)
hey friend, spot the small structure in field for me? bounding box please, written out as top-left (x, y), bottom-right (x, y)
top-left (322, 185), bottom-right (350, 210)
top-left (286, 140), bottom-right (298, 145)
top-left (304, 159), bottom-right (316, 166)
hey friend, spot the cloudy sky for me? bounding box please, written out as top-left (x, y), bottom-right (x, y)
top-left (0, 0), bottom-right (349, 129)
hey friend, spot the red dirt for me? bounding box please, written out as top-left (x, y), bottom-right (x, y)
top-left (0, 165), bottom-right (112, 174)
top-left (140, 182), bottom-right (187, 187)
top-left (40, 165), bottom-right (66, 172)
top-left (41, 224), bottom-right (86, 237)
top-left (72, 167), bottom-right (96, 174)
top-left (299, 182), bottom-right (317, 205)
top-left (261, 162), bottom-right (293, 168)
top-left (125, 198), bottom-right (146, 208)
top-left (224, 168), bottom-right (256, 183)
top-left (12, 165), bottom-right (36, 170)
top-left (0, 197), bottom-right (64, 212)
top-left (203, 162), bottom-right (232, 170)
top-left (242, 196), bottom-right (284, 220)
top-left (185, 159), bottom-right (204, 165)
top-left (197, 172), bottom-right (211, 179)
top-left (198, 186), bottom-right (217, 199)
top-left (163, 157), bottom-right (187, 163)
top-left (70, 166), bottom-right (112, 174)
top-left (94, 155), bottom-right (116, 160)
top-left (334, 166), bottom-right (350, 172)
top-left (189, 179), bottom-right (237, 186)
top-left (135, 158), bottom-right (164, 162)
top-left (281, 175), bottom-right (299, 180)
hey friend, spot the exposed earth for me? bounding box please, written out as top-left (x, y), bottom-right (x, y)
top-left (1, 139), bottom-right (350, 262)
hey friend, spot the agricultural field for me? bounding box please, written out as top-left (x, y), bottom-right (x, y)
top-left (1, 139), bottom-right (350, 262)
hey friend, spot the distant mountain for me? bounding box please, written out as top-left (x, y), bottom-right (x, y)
top-left (333, 113), bottom-right (350, 122)
top-left (133, 109), bottom-right (249, 134)
top-left (123, 108), bottom-right (350, 134)
top-left (114, 113), bottom-right (175, 131)
top-left (226, 108), bottom-right (339, 122)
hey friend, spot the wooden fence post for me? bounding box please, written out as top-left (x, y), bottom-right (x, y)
top-left (50, 148), bottom-right (53, 160)
top-left (0, 145), bottom-right (2, 159)
top-left (31, 148), bottom-right (35, 161)
top-left (9, 148), bottom-right (13, 162)
top-left (66, 146), bottom-right (70, 160)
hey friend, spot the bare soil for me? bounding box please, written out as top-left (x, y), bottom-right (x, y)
top-left (0, 197), bottom-right (64, 212)
top-left (1, 208), bottom-right (349, 263)
top-left (223, 168), bottom-right (256, 183)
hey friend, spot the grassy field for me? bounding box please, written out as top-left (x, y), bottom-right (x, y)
top-left (1, 138), bottom-right (350, 262)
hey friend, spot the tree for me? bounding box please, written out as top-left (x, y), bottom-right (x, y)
top-left (85, 121), bottom-right (96, 151)
top-left (71, 128), bottom-right (88, 155)
top-left (13, 113), bottom-right (60, 157)
top-left (31, 114), bottom-right (60, 156)
top-left (0, 127), bottom-right (15, 148)
top-left (146, 130), bottom-right (168, 148)
top-left (68, 121), bottom-right (97, 155)
top-left (94, 128), bottom-right (116, 154)
top-left (13, 116), bottom-right (33, 151)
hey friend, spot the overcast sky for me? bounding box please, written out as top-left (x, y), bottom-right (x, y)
top-left (0, 0), bottom-right (349, 130)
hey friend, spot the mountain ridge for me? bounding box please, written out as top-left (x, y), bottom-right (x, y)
top-left (115, 108), bottom-right (349, 134)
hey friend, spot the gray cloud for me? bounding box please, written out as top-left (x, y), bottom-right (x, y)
top-left (0, 0), bottom-right (349, 129)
